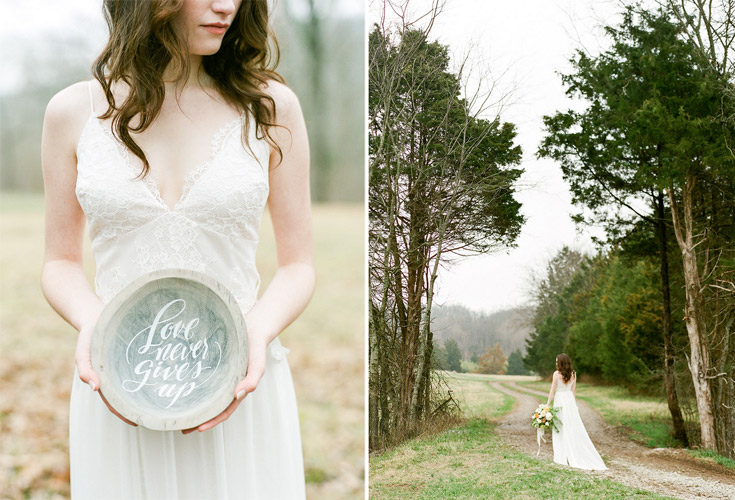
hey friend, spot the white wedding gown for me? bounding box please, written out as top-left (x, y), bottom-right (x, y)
top-left (69, 81), bottom-right (305, 498)
top-left (552, 373), bottom-right (607, 470)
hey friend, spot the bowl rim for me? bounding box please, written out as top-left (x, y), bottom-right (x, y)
top-left (91, 268), bottom-right (248, 431)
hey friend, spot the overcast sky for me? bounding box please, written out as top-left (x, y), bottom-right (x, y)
top-left (372, 0), bottom-right (625, 313)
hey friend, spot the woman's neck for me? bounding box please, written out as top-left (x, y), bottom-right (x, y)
top-left (162, 54), bottom-right (214, 91)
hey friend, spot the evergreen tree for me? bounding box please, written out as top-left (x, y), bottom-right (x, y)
top-left (444, 339), bottom-right (462, 373)
top-left (538, 7), bottom-right (735, 448)
top-left (506, 349), bottom-right (529, 375)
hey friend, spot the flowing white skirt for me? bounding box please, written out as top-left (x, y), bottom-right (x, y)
top-left (69, 340), bottom-right (305, 499)
top-left (552, 391), bottom-right (607, 470)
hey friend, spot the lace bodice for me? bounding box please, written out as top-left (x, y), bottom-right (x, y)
top-left (75, 81), bottom-right (289, 361)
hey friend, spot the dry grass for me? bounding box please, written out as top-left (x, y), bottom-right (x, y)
top-left (438, 371), bottom-right (523, 418)
top-left (0, 193), bottom-right (365, 500)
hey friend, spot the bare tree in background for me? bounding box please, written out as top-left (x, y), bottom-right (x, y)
top-left (277, 0), bottom-right (364, 202)
top-left (659, 0), bottom-right (735, 453)
top-left (663, 0), bottom-right (735, 75)
top-left (369, 0), bottom-right (524, 450)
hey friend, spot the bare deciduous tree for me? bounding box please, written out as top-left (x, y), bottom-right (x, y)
top-left (369, 0), bottom-right (524, 450)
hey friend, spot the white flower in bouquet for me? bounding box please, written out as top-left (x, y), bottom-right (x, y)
top-left (547, 414), bottom-right (552, 420)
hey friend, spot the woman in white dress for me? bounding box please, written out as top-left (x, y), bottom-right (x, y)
top-left (40, 0), bottom-right (314, 498)
top-left (546, 353), bottom-right (607, 471)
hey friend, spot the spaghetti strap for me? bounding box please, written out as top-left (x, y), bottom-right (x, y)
top-left (87, 80), bottom-right (95, 115)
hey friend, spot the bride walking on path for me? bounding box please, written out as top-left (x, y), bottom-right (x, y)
top-left (547, 354), bottom-right (607, 470)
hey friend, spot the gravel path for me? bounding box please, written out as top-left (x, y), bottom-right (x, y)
top-left (491, 381), bottom-right (735, 500)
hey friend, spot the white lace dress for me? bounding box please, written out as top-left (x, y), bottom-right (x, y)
top-left (69, 81), bottom-right (305, 499)
top-left (551, 373), bottom-right (607, 470)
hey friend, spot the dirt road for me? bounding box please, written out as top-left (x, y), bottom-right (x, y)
top-left (491, 381), bottom-right (735, 500)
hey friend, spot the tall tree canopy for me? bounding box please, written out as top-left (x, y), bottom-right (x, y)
top-left (539, 6), bottom-right (735, 455)
top-left (369, 16), bottom-right (524, 450)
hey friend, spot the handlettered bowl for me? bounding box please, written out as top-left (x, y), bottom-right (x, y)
top-left (91, 269), bottom-right (248, 431)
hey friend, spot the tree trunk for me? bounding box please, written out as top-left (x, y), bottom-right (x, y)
top-left (655, 191), bottom-right (689, 446)
top-left (410, 225), bottom-right (444, 419)
top-left (668, 180), bottom-right (717, 450)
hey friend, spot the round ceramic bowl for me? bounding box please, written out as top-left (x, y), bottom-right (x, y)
top-left (91, 269), bottom-right (248, 431)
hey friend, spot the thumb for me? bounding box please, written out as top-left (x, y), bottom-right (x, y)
top-left (234, 369), bottom-right (262, 401)
top-left (76, 347), bottom-right (101, 392)
top-left (78, 361), bottom-right (101, 392)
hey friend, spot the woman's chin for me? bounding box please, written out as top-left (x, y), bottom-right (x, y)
top-left (190, 42), bottom-right (225, 56)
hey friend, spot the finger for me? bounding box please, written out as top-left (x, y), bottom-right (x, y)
top-left (197, 398), bottom-right (239, 432)
top-left (75, 335), bottom-right (101, 391)
top-left (76, 358), bottom-right (101, 392)
top-left (234, 374), bottom-right (260, 401)
top-left (182, 397), bottom-right (240, 434)
top-left (234, 353), bottom-right (266, 399)
top-left (98, 390), bottom-right (137, 427)
top-left (77, 364), bottom-right (101, 392)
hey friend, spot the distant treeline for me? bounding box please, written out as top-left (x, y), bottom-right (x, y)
top-left (523, 247), bottom-right (684, 390)
top-left (431, 303), bottom-right (533, 362)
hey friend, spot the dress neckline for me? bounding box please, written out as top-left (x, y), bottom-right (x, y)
top-left (83, 111), bottom-right (245, 212)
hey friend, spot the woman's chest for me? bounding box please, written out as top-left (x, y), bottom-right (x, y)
top-left (75, 115), bottom-right (270, 242)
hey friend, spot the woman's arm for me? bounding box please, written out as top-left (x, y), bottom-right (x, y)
top-left (244, 81), bottom-right (315, 359)
top-left (546, 371), bottom-right (558, 405)
top-left (571, 371), bottom-right (577, 396)
top-left (40, 82), bottom-right (135, 426)
top-left (186, 82), bottom-right (314, 433)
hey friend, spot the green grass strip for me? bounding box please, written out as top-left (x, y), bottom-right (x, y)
top-left (687, 450), bottom-right (735, 471)
top-left (370, 418), bottom-right (674, 499)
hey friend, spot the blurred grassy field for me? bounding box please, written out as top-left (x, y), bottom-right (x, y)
top-left (0, 192), bottom-right (365, 500)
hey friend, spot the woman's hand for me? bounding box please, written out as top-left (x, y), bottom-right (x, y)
top-left (75, 321), bottom-right (100, 392)
top-left (181, 335), bottom-right (268, 434)
top-left (75, 316), bottom-right (138, 427)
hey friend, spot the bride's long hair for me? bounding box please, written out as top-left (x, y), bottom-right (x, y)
top-left (92, 0), bottom-right (284, 178)
top-left (556, 353), bottom-right (574, 383)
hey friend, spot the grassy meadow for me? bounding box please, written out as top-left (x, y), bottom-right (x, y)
top-left (0, 192), bottom-right (365, 499)
top-left (370, 372), bottom-right (673, 500)
top-left (439, 371), bottom-right (516, 418)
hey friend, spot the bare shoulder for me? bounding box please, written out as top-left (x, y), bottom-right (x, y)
top-left (261, 80), bottom-right (303, 121)
top-left (45, 81), bottom-right (91, 124)
top-left (44, 80), bottom-right (93, 150)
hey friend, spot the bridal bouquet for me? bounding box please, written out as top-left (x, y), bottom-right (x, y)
top-left (531, 404), bottom-right (560, 455)
top-left (530, 404), bottom-right (560, 432)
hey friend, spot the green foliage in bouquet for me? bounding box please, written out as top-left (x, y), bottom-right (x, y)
top-left (531, 404), bottom-right (561, 433)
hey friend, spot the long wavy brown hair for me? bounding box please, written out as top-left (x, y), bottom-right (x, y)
top-left (92, 0), bottom-right (284, 177)
top-left (556, 353), bottom-right (574, 384)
